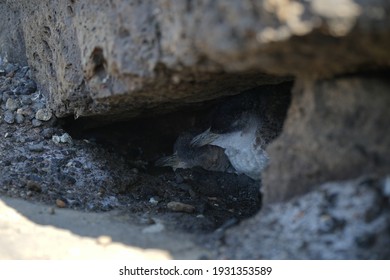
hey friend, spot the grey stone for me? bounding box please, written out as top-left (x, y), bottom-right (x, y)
top-left (15, 113), bottom-right (24, 124)
top-left (32, 102), bottom-right (45, 111)
top-left (220, 177), bottom-right (390, 259)
top-left (31, 119), bottom-right (42, 127)
top-left (42, 127), bottom-right (54, 139)
top-left (263, 77), bottom-right (390, 203)
top-left (52, 133), bottom-right (73, 145)
top-left (5, 98), bottom-right (20, 111)
top-left (35, 108), bottom-right (52, 121)
top-left (60, 133), bottom-right (73, 145)
top-left (15, 66), bottom-right (29, 79)
top-left (20, 79), bottom-right (36, 95)
top-left (20, 96), bottom-right (32, 105)
top-left (167, 201), bottom-right (195, 213)
top-left (3, 110), bottom-right (15, 124)
top-left (28, 143), bottom-right (44, 152)
top-left (4, 63), bottom-right (18, 75)
top-left (51, 135), bottom-right (61, 145)
top-left (2, 91), bottom-right (10, 103)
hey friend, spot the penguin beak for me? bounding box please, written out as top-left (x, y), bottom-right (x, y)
top-left (190, 128), bottom-right (219, 147)
top-left (155, 152), bottom-right (184, 171)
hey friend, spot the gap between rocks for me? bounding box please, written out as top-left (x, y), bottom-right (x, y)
top-left (59, 81), bottom-right (294, 233)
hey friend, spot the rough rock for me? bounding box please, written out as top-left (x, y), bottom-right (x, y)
top-left (263, 76), bottom-right (390, 203)
top-left (167, 201), bottom-right (196, 213)
top-left (1, 0), bottom-right (389, 121)
top-left (219, 176), bottom-right (390, 259)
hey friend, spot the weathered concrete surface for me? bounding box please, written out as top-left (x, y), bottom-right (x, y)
top-left (1, 0), bottom-right (389, 120)
top-left (220, 176), bottom-right (390, 259)
top-left (263, 76), bottom-right (390, 203)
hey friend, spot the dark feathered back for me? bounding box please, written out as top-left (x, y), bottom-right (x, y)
top-left (210, 82), bottom-right (292, 144)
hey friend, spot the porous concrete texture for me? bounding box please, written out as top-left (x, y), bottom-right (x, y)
top-left (1, 0), bottom-right (390, 120)
top-left (220, 176), bottom-right (390, 259)
top-left (263, 76), bottom-right (390, 203)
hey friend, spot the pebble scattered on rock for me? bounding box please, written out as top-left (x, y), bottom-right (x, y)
top-left (149, 197), bottom-right (159, 205)
top-left (52, 132), bottom-right (73, 145)
top-left (42, 127), bottom-right (54, 139)
top-left (31, 119), bottom-right (42, 127)
top-left (28, 143), bottom-right (44, 152)
top-left (167, 201), bottom-right (195, 213)
top-left (35, 108), bottom-right (52, 121)
top-left (56, 199), bottom-right (67, 208)
top-left (5, 98), bottom-right (20, 111)
top-left (3, 110), bottom-right (15, 124)
top-left (15, 113), bottom-right (24, 124)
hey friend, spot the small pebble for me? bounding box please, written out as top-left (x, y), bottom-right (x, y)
top-left (56, 199), bottom-right (66, 208)
top-left (28, 143), bottom-right (44, 152)
top-left (15, 113), bottom-right (24, 124)
top-left (21, 80), bottom-right (37, 95)
top-left (35, 108), bottom-right (52, 121)
top-left (60, 132), bottom-right (73, 144)
top-left (17, 107), bottom-right (35, 119)
top-left (42, 127), bottom-right (54, 139)
top-left (32, 118), bottom-right (42, 127)
top-left (2, 91), bottom-right (10, 102)
top-left (3, 110), bottom-right (15, 124)
top-left (149, 197), bottom-right (159, 205)
top-left (167, 201), bottom-right (195, 213)
top-left (52, 135), bottom-right (61, 144)
top-left (52, 133), bottom-right (73, 144)
top-left (32, 101), bottom-right (45, 111)
top-left (20, 96), bottom-right (32, 105)
top-left (5, 98), bottom-right (20, 111)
